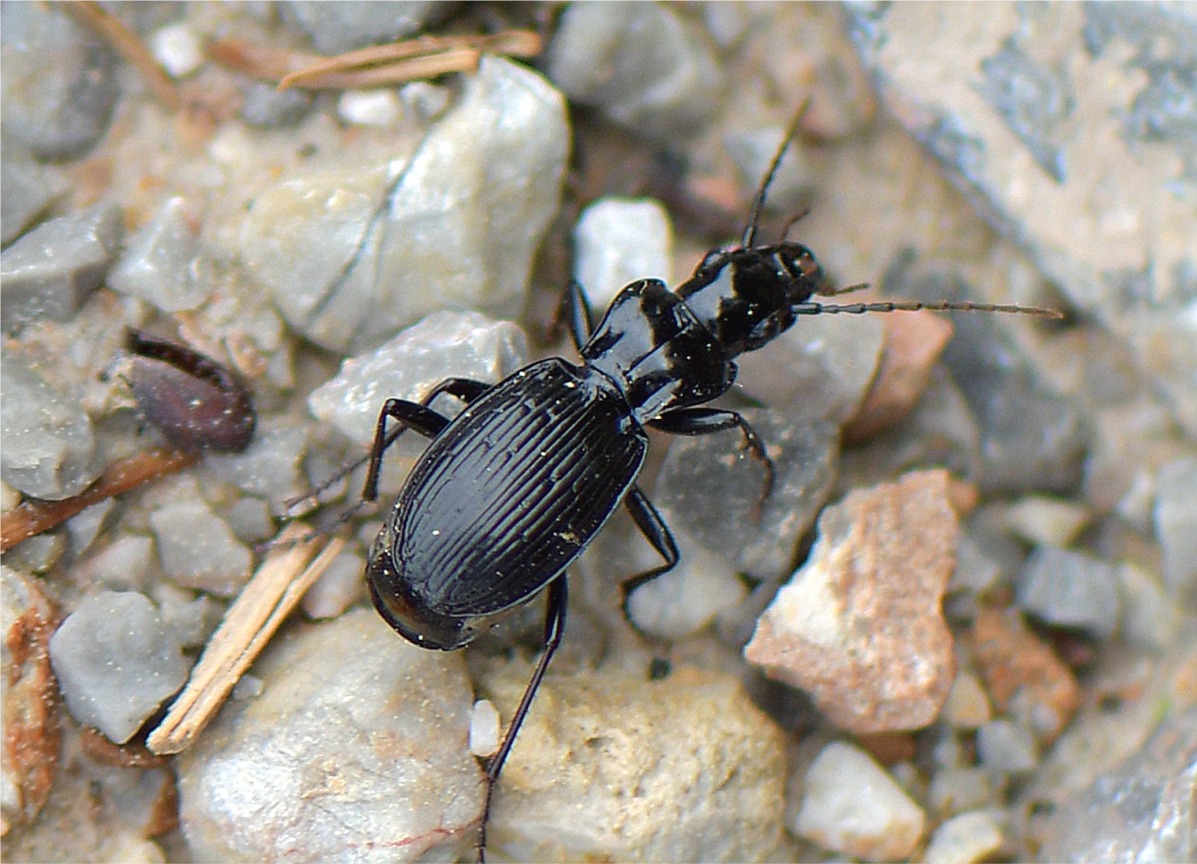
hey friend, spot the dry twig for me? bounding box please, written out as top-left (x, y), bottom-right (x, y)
top-left (61, 1), bottom-right (181, 109)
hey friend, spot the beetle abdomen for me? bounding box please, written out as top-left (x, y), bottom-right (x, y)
top-left (394, 359), bottom-right (646, 617)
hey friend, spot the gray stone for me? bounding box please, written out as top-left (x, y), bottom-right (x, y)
top-left (0, 153), bottom-right (66, 245)
top-left (845, 3), bottom-right (1197, 438)
top-left (546, 1), bottom-right (723, 141)
top-left (204, 419), bottom-right (309, 504)
top-left (177, 609), bottom-right (484, 863)
top-left (723, 125), bottom-right (813, 218)
top-left (281, 1), bottom-right (446, 54)
top-left (482, 663), bottom-right (788, 862)
top-left (1, 203), bottom-right (123, 333)
top-left (308, 309), bottom-right (529, 446)
top-left (149, 493), bottom-right (254, 597)
top-left (1037, 707), bottom-right (1197, 864)
top-left (1153, 456), bottom-right (1197, 601)
top-left (573, 197), bottom-right (674, 312)
top-left (108, 197), bottom-right (213, 312)
top-left (75, 534), bottom-right (157, 593)
top-left (1016, 545), bottom-right (1121, 638)
top-left (0, 351), bottom-right (98, 500)
top-left (238, 81), bottom-right (313, 128)
top-left (655, 411), bottom-right (838, 580)
top-left (977, 718), bottom-right (1039, 775)
top-left (0, 2), bottom-right (120, 161)
top-left (243, 56), bottom-right (568, 353)
top-left (48, 591), bottom-right (190, 744)
top-left (793, 740), bottom-right (926, 862)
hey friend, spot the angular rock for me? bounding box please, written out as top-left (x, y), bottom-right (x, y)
top-left (481, 663), bottom-right (787, 862)
top-left (923, 810), bottom-right (1004, 864)
top-left (1016, 545), bottom-right (1121, 638)
top-left (243, 57), bottom-right (568, 353)
top-left (281, 1), bottom-right (446, 54)
top-left (745, 469), bottom-right (958, 733)
top-left (573, 197), bottom-right (674, 311)
top-left (178, 609), bottom-right (484, 863)
top-left (0, 153), bottom-right (66, 245)
top-left (148, 494), bottom-right (253, 597)
top-left (108, 197), bottom-right (212, 313)
top-left (48, 591), bottom-right (190, 744)
top-left (0, 351), bottom-right (98, 500)
top-left (1154, 455), bottom-right (1197, 602)
top-left (794, 740), bottom-right (926, 861)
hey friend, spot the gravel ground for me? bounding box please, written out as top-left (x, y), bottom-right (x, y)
top-left (2, 3), bottom-right (1195, 863)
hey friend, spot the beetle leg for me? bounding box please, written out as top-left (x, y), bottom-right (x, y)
top-left (557, 279), bottom-right (596, 352)
top-left (363, 398), bottom-right (451, 502)
top-left (619, 486), bottom-right (681, 621)
top-left (648, 407), bottom-right (776, 505)
top-left (420, 376), bottom-right (492, 406)
top-left (478, 576), bottom-right (568, 859)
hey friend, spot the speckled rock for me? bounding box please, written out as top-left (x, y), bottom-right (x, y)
top-left (242, 56), bottom-right (568, 354)
top-left (178, 609), bottom-right (484, 863)
top-left (481, 663), bottom-right (788, 862)
top-left (1, 567), bottom-right (59, 835)
top-left (148, 489), bottom-right (253, 597)
top-left (794, 740), bottom-right (926, 861)
top-left (745, 469), bottom-right (958, 733)
top-left (846, 3), bottom-right (1197, 439)
top-left (48, 591), bottom-right (190, 745)
top-left (0, 351), bottom-right (98, 500)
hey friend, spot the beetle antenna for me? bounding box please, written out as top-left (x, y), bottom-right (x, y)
top-left (816, 281), bottom-right (870, 297)
top-left (741, 100), bottom-right (809, 249)
top-left (794, 299), bottom-right (1065, 318)
top-left (779, 205), bottom-right (812, 242)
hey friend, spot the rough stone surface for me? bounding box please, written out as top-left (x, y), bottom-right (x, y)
top-left (0, 2), bottom-right (120, 161)
top-left (308, 310), bottom-right (529, 447)
top-left (48, 591), bottom-right (190, 745)
top-left (655, 411), bottom-right (838, 581)
top-left (793, 740), bottom-right (926, 862)
top-left (148, 495), bottom-right (253, 597)
top-left (108, 197), bottom-right (212, 313)
top-left (481, 663), bottom-right (787, 862)
top-left (546, 1), bottom-right (723, 141)
top-left (178, 609), bottom-right (484, 863)
top-left (970, 606), bottom-right (1080, 743)
top-left (745, 469), bottom-right (959, 733)
top-left (0, 567), bottom-right (60, 835)
top-left (846, 3), bottom-right (1197, 439)
top-left (0, 203), bottom-right (124, 333)
top-left (1016, 545), bottom-right (1122, 638)
top-left (243, 57), bottom-right (568, 353)
top-left (0, 351), bottom-right (98, 500)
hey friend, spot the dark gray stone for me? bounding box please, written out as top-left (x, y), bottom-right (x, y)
top-left (0, 2), bottom-right (120, 161)
top-left (238, 81), bottom-right (314, 128)
top-left (0, 203), bottom-right (123, 332)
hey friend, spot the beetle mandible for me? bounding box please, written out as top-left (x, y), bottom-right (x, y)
top-left (359, 107), bottom-right (1059, 857)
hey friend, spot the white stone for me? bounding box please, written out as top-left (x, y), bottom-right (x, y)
top-left (338, 89), bottom-right (403, 128)
top-left (794, 740), bottom-right (926, 861)
top-left (469, 699), bottom-right (500, 758)
top-left (923, 810), bottom-right (1004, 864)
top-left (149, 23), bottom-right (203, 77)
top-left (574, 197), bottom-right (673, 310)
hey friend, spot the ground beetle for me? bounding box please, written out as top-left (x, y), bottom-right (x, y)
top-left (360, 108), bottom-right (1059, 857)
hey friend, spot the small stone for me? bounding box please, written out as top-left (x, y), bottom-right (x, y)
top-left (1, 152), bottom-right (66, 245)
top-left (745, 469), bottom-right (958, 733)
top-left (300, 548), bottom-right (364, 620)
top-left (177, 609), bottom-right (483, 862)
top-left (1003, 495), bottom-right (1091, 548)
top-left (655, 412), bottom-right (838, 581)
top-left (970, 606), bottom-right (1079, 743)
top-left (244, 57), bottom-right (567, 353)
top-left (573, 197), bottom-right (674, 311)
top-left (48, 591), bottom-right (190, 744)
top-left (152, 584), bottom-right (222, 651)
top-left (976, 718), bottom-right (1038, 775)
top-left (75, 534), bottom-right (156, 593)
top-left (546, 2), bottom-right (722, 141)
top-left (943, 670), bottom-right (993, 730)
top-left (308, 310), bottom-right (529, 446)
top-left (1, 567), bottom-right (59, 833)
top-left (468, 699), bottom-right (500, 759)
top-left (0, 2), bottom-right (120, 160)
top-left (281, 0), bottom-right (445, 54)
top-left (337, 89), bottom-right (402, 128)
top-left (0, 352), bottom-right (98, 500)
top-left (736, 312), bottom-right (885, 426)
top-left (149, 496), bottom-right (253, 597)
top-left (923, 810), bottom-right (1004, 864)
top-left (148, 22), bottom-right (203, 77)
top-left (1015, 545), bottom-right (1121, 638)
top-left (927, 766), bottom-right (999, 816)
top-left (1, 203), bottom-right (123, 333)
top-left (108, 197), bottom-right (212, 313)
top-left (204, 420), bottom-right (308, 504)
top-left (1154, 456), bottom-right (1197, 601)
top-left (65, 497), bottom-right (113, 556)
top-left (482, 663), bottom-right (787, 862)
top-left (1117, 562), bottom-right (1179, 652)
top-left (723, 125), bottom-right (812, 217)
top-left (238, 81), bottom-right (313, 128)
top-left (794, 740), bottom-right (926, 862)
top-left (844, 310), bottom-right (955, 443)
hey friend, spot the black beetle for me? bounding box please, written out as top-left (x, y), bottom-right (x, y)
top-left (360, 109), bottom-right (1059, 857)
